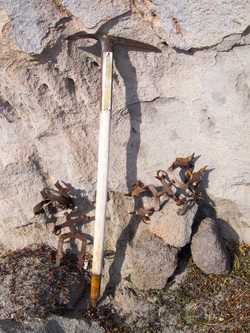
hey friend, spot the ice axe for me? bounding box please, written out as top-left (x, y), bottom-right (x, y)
top-left (67, 32), bottom-right (160, 308)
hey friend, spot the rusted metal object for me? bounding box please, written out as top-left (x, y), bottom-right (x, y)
top-left (129, 182), bottom-right (161, 223)
top-left (53, 212), bottom-right (91, 271)
top-left (126, 154), bottom-right (206, 222)
top-left (33, 182), bottom-right (74, 215)
top-left (33, 181), bottom-right (91, 270)
top-left (130, 207), bottom-right (154, 223)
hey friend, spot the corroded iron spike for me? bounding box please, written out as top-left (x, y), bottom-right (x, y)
top-left (186, 165), bottom-right (207, 186)
top-left (173, 152), bottom-right (195, 168)
top-left (40, 188), bottom-right (48, 199)
top-left (156, 176), bottom-right (179, 200)
top-left (147, 184), bottom-right (161, 212)
top-left (184, 161), bottom-right (195, 183)
top-left (132, 207), bottom-right (154, 216)
top-left (125, 181), bottom-right (147, 197)
top-left (33, 199), bottom-right (52, 215)
top-left (131, 186), bottom-right (147, 197)
top-left (156, 170), bottom-right (166, 179)
top-left (54, 181), bottom-right (71, 197)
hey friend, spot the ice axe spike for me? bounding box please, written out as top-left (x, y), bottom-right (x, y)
top-left (67, 32), bottom-right (160, 308)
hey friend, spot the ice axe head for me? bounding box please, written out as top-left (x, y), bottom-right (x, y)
top-left (67, 32), bottom-right (161, 53)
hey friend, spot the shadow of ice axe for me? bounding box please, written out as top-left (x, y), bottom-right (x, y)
top-left (66, 32), bottom-right (161, 308)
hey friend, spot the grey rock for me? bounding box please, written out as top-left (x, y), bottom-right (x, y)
top-left (0, 0), bottom-right (65, 53)
top-left (134, 0), bottom-right (250, 50)
top-left (126, 228), bottom-right (179, 290)
top-left (216, 34), bottom-right (243, 52)
top-left (60, 0), bottom-right (130, 29)
top-left (102, 193), bottom-right (179, 291)
top-left (102, 280), bottom-right (182, 333)
top-left (191, 217), bottom-right (231, 275)
top-left (0, 314), bottom-right (104, 333)
top-left (148, 201), bottom-right (198, 248)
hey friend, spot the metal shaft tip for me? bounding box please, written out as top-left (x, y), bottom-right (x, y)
top-left (90, 274), bottom-right (101, 309)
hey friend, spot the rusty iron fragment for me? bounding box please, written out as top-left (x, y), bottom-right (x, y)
top-left (156, 171), bottom-right (183, 204)
top-left (124, 180), bottom-right (147, 197)
top-left (126, 181), bottom-right (161, 222)
top-left (33, 181), bottom-right (91, 270)
top-left (126, 154), bottom-right (206, 223)
top-left (33, 182), bottom-right (74, 215)
top-left (185, 166), bottom-right (207, 188)
top-left (129, 207), bottom-right (154, 223)
top-left (172, 152), bottom-right (195, 168)
top-left (53, 212), bottom-right (91, 271)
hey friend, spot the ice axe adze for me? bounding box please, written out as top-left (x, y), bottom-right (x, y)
top-left (67, 32), bottom-right (160, 308)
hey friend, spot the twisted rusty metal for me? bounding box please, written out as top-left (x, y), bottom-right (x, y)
top-left (33, 181), bottom-right (74, 215)
top-left (33, 181), bottom-right (91, 270)
top-left (126, 154), bottom-right (206, 223)
top-left (53, 212), bottom-right (91, 271)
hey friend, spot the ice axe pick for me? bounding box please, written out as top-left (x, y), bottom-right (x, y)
top-left (67, 32), bottom-right (160, 308)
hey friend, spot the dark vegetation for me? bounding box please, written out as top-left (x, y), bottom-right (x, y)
top-left (0, 245), bottom-right (88, 322)
top-left (0, 243), bottom-right (249, 332)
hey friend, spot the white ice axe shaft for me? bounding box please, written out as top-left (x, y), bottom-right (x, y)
top-left (91, 51), bottom-right (113, 308)
top-left (66, 32), bottom-right (160, 308)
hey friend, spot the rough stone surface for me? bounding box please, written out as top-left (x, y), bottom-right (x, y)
top-left (101, 192), bottom-right (179, 291)
top-left (134, 0), bottom-right (250, 50)
top-left (126, 229), bottom-right (179, 290)
top-left (191, 217), bottom-right (231, 275)
top-left (0, 0), bottom-right (66, 53)
top-left (148, 201), bottom-right (198, 248)
top-left (0, 0), bottom-right (249, 270)
top-left (0, 314), bottom-right (104, 333)
top-left (101, 280), bottom-right (182, 332)
top-left (60, 0), bottom-right (130, 30)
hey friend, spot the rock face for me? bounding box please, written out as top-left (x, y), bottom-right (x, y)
top-left (0, 0), bottom-right (249, 291)
top-left (149, 201), bottom-right (198, 248)
top-left (60, 0), bottom-right (130, 30)
top-left (102, 192), bottom-right (179, 291)
top-left (126, 229), bottom-right (179, 290)
top-left (0, 314), bottom-right (104, 333)
top-left (134, 0), bottom-right (250, 50)
top-left (0, 0), bottom-right (66, 53)
top-left (191, 218), bottom-right (231, 275)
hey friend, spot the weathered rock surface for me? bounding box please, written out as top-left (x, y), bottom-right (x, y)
top-left (0, 0), bottom-right (66, 53)
top-left (60, 0), bottom-right (130, 30)
top-left (191, 217), bottom-right (231, 275)
top-left (134, 0), bottom-right (250, 50)
top-left (0, 0), bottom-right (249, 278)
top-left (1, 0), bottom-right (249, 53)
top-left (149, 201), bottom-right (198, 248)
top-left (101, 192), bottom-right (179, 291)
top-left (101, 280), bottom-right (182, 333)
top-left (126, 229), bottom-right (179, 290)
top-left (0, 314), bottom-right (104, 333)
